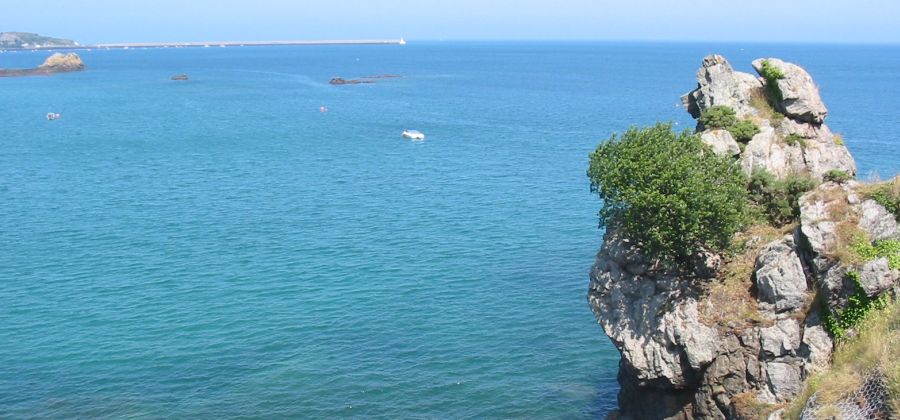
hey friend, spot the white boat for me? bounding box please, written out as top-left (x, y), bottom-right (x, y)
top-left (402, 130), bottom-right (425, 140)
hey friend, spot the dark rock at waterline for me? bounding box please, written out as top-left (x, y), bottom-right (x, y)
top-left (329, 77), bottom-right (373, 85)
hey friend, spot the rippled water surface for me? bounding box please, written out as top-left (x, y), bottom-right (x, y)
top-left (1, 42), bottom-right (898, 418)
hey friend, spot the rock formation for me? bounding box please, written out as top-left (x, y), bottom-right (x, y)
top-left (0, 53), bottom-right (85, 77)
top-left (682, 55), bottom-right (855, 180)
top-left (589, 56), bottom-right (899, 419)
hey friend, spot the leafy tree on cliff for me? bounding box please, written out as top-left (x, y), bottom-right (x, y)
top-left (588, 123), bottom-right (749, 265)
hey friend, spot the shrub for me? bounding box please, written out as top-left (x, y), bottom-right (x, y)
top-left (747, 169), bottom-right (817, 226)
top-left (728, 120), bottom-right (760, 143)
top-left (852, 239), bottom-right (900, 270)
top-left (588, 123), bottom-right (749, 265)
top-left (823, 271), bottom-right (890, 339)
top-left (824, 169), bottom-right (852, 184)
top-left (699, 105), bottom-right (737, 129)
top-left (862, 176), bottom-right (900, 219)
top-left (759, 59), bottom-right (786, 102)
top-left (784, 133), bottom-right (807, 148)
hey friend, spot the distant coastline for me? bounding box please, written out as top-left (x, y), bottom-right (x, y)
top-left (1, 38), bottom-right (406, 51)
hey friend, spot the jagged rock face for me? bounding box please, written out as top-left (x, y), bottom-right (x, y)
top-left (682, 55), bottom-right (763, 120)
top-left (752, 58), bottom-right (828, 124)
top-left (588, 231), bottom-right (720, 388)
top-left (38, 53), bottom-right (84, 72)
top-left (799, 182), bottom-right (899, 305)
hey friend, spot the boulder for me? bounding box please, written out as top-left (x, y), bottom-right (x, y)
top-left (700, 129), bottom-right (741, 156)
top-left (752, 58), bottom-right (827, 124)
top-left (760, 319), bottom-right (802, 358)
top-left (682, 55), bottom-right (763, 120)
top-left (754, 234), bottom-right (809, 313)
top-left (766, 361), bottom-right (803, 400)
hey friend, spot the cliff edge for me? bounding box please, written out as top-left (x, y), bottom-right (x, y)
top-left (588, 55), bottom-right (898, 419)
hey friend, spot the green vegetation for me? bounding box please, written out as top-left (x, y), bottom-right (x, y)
top-left (852, 239), bottom-right (900, 270)
top-left (824, 169), bottom-right (852, 184)
top-left (728, 120), bottom-right (760, 143)
top-left (747, 169), bottom-right (817, 226)
top-left (789, 299), bottom-right (900, 418)
top-left (833, 133), bottom-right (845, 146)
top-left (823, 271), bottom-right (891, 339)
top-left (784, 133), bottom-right (807, 148)
top-left (759, 59), bottom-right (786, 102)
top-left (698, 105), bottom-right (760, 143)
top-left (587, 123), bottom-right (749, 265)
top-left (862, 176), bottom-right (900, 219)
top-left (698, 105), bottom-right (737, 129)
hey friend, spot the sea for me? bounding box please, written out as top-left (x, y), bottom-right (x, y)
top-left (1, 42), bottom-right (898, 418)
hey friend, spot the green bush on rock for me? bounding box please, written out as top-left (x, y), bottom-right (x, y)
top-left (728, 120), bottom-right (760, 143)
top-left (699, 105), bottom-right (737, 129)
top-left (588, 123), bottom-right (749, 265)
top-left (824, 170), bottom-right (852, 184)
top-left (747, 169), bottom-right (817, 226)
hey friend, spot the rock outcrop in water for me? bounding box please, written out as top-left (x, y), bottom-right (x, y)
top-left (0, 53), bottom-right (85, 77)
top-left (589, 55), bottom-right (899, 419)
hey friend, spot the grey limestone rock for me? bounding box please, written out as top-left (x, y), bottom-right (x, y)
top-left (752, 58), bottom-right (828, 124)
top-left (700, 129), bottom-right (741, 156)
top-left (755, 235), bottom-right (809, 313)
top-left (682, 55), bottom-right (763, 120)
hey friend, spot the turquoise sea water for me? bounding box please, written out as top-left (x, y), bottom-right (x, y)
top-left (1, 42), bottom-right (898, 418)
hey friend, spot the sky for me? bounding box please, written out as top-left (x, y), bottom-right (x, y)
top-left (2, 0), bottom-right (900, 44)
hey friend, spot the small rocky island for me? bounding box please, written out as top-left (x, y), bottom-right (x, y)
top-left (0, 53), bottom-right (85, 77)
top-left (587, 56), bottom-right (899, 419)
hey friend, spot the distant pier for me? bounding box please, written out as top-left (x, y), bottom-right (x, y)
top-left (7, 39), bottom-right (406, 51)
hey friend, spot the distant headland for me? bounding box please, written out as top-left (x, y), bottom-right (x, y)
top-left (0, 32), bottom-right (406, 51)
top-left (0, 32), bottom-right (79, 49)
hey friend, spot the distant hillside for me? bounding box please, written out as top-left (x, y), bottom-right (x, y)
top-left (0, 32), bottom-right (79, 49)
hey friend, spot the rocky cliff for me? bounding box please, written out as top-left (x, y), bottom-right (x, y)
top-left (588, 56), bottom-right (898, 419)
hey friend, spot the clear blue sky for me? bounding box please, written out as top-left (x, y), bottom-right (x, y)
top-left (3, 0), bottom-right (900, 44)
